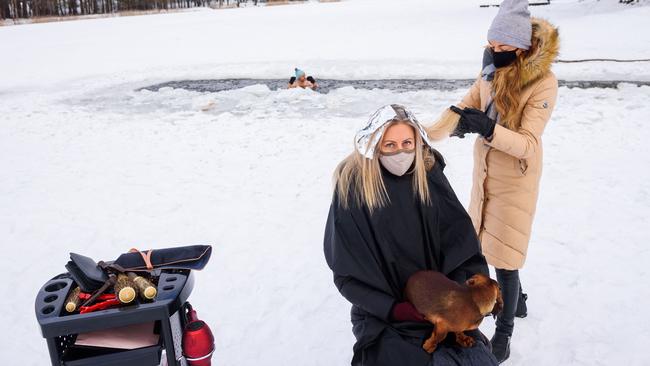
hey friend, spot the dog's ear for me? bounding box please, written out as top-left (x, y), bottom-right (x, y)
top-left (465, 277), bottom-right (476, 286)
top-left (491, 289), bottom-right (504, 318)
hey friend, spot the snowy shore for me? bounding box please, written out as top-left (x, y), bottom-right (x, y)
top-left (1, 0), bottom-right (650, 365)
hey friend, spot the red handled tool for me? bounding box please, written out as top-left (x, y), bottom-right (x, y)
top-left (79, 297), bottom-right (121, 314)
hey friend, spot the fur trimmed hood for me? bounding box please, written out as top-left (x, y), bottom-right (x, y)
top-left (424, 17), bottom-right (559, 141)
top-left (489, 17), bottom-right (559, 129)
top-left (519, 18), bottom-right (560, 87)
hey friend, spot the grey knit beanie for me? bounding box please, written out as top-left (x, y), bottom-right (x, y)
top-left (487, 0), bottom-right (532, 50)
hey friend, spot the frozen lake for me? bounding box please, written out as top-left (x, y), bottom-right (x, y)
top-left (141, 78), bottom-right (650, 94)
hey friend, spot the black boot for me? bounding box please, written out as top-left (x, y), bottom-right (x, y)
top-left (490, 330), bottom-right (511, 364)
top-left (492, 268), bottom-right (520, 363)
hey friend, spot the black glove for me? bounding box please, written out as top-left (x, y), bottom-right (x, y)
top-left (450, 109), bottom-right (470, 139)
top-left (449, 105), bottom-right (496, 138)
top-left (306, 76), bottom-right (316, 84)
top-left (289, 76), bottom-right (296, 84)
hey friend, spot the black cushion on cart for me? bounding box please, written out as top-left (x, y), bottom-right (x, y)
top-left (114, 245), bottom-right (212, 272)
top-left (65, 253), bottom-right (109, 292)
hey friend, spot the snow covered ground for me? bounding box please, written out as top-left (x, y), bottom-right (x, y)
top-left (1, 0), bottom-right (650, 365)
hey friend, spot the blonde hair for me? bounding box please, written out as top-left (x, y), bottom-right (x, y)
top-left (333, 121), bottom-right (434, 213)
top-left (425, 108), bottom-right (462, 142)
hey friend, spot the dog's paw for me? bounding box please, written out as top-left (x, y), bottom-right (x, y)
top-left (455, 332), bottom-right (475, 348)
top-left (422, 343), bottom-right (437, 354)
top-left (422, 339), bottom-right (438, 354)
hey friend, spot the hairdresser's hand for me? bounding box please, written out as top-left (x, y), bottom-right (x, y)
top-left (391, 301), bottom-right (426, 322)
top-left (449, 105), bottom-right (470, 139)
top-left (450, 106), bottom-right (496, 139)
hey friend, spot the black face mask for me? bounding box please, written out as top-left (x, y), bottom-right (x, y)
top-left (492, 49), bottom-right (518, 68)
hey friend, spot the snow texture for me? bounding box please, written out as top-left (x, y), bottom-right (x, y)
top-left (1, 0), bottom-right (650, 365)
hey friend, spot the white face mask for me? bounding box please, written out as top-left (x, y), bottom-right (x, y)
top-left (379, 150), bottom-right (415, 176)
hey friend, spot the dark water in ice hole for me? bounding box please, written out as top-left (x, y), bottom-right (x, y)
top-left (140, 79), bottom-right (650, 94)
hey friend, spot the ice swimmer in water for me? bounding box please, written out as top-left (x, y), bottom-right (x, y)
top-left (288, 68), bottom-right (318, 90)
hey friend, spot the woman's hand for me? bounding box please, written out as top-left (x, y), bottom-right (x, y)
top-left (449, 106), bottom-right (496, 139)
top-left (391, 301), bottom-right (426, 322)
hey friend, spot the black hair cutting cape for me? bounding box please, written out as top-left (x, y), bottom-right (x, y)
top-left (324, 152), bottom-right (489, 366)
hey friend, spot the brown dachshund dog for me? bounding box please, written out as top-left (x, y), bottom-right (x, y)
top-left (404, 271), bottom-right (503, 353)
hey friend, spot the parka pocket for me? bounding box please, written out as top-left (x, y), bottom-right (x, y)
top-left (516, 158), bottom-right (529, 176)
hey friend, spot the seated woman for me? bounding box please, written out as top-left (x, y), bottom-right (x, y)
top-left (288, 68), bottom-right (318, 90)
top-left (324, 104), bottom-right (498, 366)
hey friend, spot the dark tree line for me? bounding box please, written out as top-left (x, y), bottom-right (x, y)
top-left (0, 0), bottom-right (267, 19)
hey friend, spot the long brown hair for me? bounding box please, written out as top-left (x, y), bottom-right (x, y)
top-left (492, 21), bottom-right (547, 130)
top-left (492, 52), bottom-right (527, 129)
top-left (334, 121), bottom-right (434, 213)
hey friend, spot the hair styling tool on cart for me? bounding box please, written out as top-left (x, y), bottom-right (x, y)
top-left (65, 287), bottom-right (81, 313)
top-left (81, 274), bottom-right (117, 307)
top-left (78, 293), bottom-right (116, 302)
top-left (128, 272), bottom-right (157, 300)
top-left (79, 297), bottom-right (121, 314)
top-left (182, 303), bottom-right (215, 366)
top-left (114, 273), bottom-right (137, 304)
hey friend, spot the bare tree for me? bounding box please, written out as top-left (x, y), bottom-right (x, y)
top-left (0, 0), bottom-right (9, 19)
top-left (0, 0), bottom-right (269, 19)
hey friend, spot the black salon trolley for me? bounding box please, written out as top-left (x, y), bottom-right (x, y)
top-left (35, 270), bottom-right (194, 366)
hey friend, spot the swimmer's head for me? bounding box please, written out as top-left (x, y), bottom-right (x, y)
top-left (295, 68), bottom-right (306, 82)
